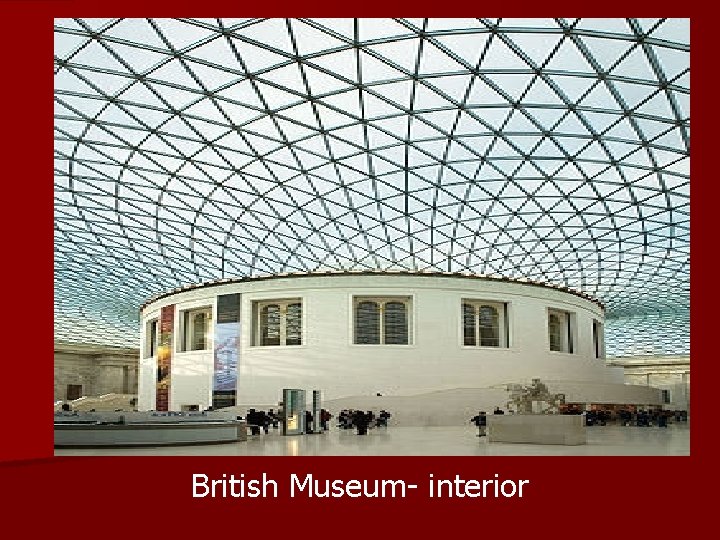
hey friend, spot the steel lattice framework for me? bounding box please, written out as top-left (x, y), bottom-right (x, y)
top-left (54, 18), bottom-right (689, 355)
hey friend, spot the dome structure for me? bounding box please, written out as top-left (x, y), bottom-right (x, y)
top-left (53, 18), bottom-right (689, 356)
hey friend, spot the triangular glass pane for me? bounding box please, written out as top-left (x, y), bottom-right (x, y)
top-left (506, 32), bottom-right (563, 67)
top-left (575, 18), bottom-right (633, 36)
top-left (290, 19), bottom-right (348, 55)
top-left (522, 77), bottom-right (565, 105)
top-left (375, 79), bottom-right (414, 109)
top-left (184, 60), bottom-right (242, 90)
top-left (544, 38), bottom-right (595, 72)
top-left (547, 74), bottom-right (596, 103)
top-left (577, 35), bottom-right (633, 72)
top-left (433, 32), bottom-right (489, 67)
top-left (531, 138), bottom-right (566, 158)
top-left (235, 19), bottom-right (295, 55)
top-left (367, 38), bottom-right (420, 73)
top-left (154, 19), bottom-right (216, 51)
top-left (634, 90), bottom-right (676, 119)
top-left (230, 37), bottom-right (289, 73)
top-left (612, 81), bottom-right (660, 109)
top-left (486, 73), bottom-right (535, 102)
top-left (479, 36), bottom-right (529, 69)
top-left (360, 50), bottom-right (405, 83)
top-left (71, 39), bottom-right (131, 73)
top-left (307, 18), bottom-right (356, 41)
top-left (418, 40), bottom-right (468, 75)
top-left (309, 48), bottom-right (359, 83)
top-left (579, 110), bottom-right (620, 134)
top-left (610, 45), bottom-right (657, 81)
top-left (604, 117), bottom-right (638, 140)
top-left (649, 19), bottom-right (689, 44)
top-left (429, 74), bottom-right (473, 103)
top-left (359, 19), bottom-right (412, 42)
top-left (262, 63), bottom-right (308, 95)
top-left (502, 110), bottom-right (539, 133)
top-left (669, 90), bottom-right (689, 120)
top-left (466, 78), bottom-right (509, 106)
top-left (254, 81), bottom-right (302, 110)
top-left (578, 81), bottom-right (621, 110)
top-left (651, 44), bottom-right (689, 82)
top-left (305, 65), bottom-right (353, 96)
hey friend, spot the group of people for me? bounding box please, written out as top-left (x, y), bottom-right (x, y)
top-left (615, 408), bottom-right (688, 427)
top-left (244, 408), bottom-right (281, 435)
top-left (337, 409), bottom-right (392, 435)
top-left (244, 408), bottom-right (392, 436)
top-left (303, 409), bottom-right (334, 433)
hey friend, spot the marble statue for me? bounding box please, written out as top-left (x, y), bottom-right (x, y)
top-left (505, 378), bottom-right (566, 414)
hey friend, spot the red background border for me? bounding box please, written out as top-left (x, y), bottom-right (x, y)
top-left (0, 3), bottom-right (707, 535)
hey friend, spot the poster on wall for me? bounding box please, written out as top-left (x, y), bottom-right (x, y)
top-left (213, 293), bottom-right (240, 409)
top-left (156, 304), bottom-right (174, 411)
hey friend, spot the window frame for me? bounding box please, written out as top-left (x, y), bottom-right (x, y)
top-left (178, 306), bottom-right (212, 352)
top-left (547, 308), bottom-right (576, 354)
top-left (145, 318), bottom-right (159, 358)
top-left (592, 319), bottom-right (605, 359)
top-left (461, 299), bottom-right (509, 348)
top-left (352, 295), bottom-right (413, 346)
top-left (252, 298), bottom-right (303, 347)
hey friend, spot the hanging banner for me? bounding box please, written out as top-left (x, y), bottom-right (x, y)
top-left (213, 293), bottom-right (240, 409)
top-left (156, 304), bottom-right (174, 411)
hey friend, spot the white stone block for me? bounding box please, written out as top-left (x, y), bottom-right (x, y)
top-left (487, 414), bottom-right (586, 445)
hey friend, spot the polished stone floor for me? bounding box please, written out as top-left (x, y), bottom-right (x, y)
top-left (55, 423), bottom-right (690, 456)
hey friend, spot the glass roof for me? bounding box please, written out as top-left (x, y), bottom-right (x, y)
top-left (54, 18), bottom-right (689, 355)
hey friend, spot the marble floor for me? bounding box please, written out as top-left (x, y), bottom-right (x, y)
top-left (55, 424), bottom-right (690, 456)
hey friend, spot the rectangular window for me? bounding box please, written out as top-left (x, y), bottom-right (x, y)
top-left (179, 307), bottom-right (212, 352)
top-left (548, 309), bottom-right (575, 353)
top-left (145, 318), bottom-right (158, 358)
top-left (354, 296), bottom-right (411, 345)
top-left (253, 299), bottom-right (302, 346)
top-left (593, 319), bottom-right (605, 359)
top-left (462, 300), bottom-right (508, 347)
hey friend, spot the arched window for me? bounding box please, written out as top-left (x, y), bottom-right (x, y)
top-left (354, 297), bottom-right (411, 344)
top-left (463, 303), bottom-right (476, 346)
top-left (355, 301), bottom-right (380, 344)
top-left (286, 302), bottom-right (302, 346)
top-left (461, 300), bottom-right (508, 348)
top-left (384, 302), bottom-right (408, 345)
top-left (254, 299), bottom-right (303, 346)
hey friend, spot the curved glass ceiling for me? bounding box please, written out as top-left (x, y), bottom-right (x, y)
top-left (54, 18), bottom-right (689, 355)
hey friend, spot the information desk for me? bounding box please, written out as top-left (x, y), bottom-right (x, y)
top-left (54, 412), bottom-right (247, 447)
top-left (487, 414), bottom-right (586, 445)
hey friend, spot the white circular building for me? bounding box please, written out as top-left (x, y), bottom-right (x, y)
top-left (135, 271), bottom-right (654, 412)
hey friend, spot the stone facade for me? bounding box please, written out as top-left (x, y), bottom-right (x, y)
top-left (606, 355), bottom-right (690, 409)
top-left (54, 341), bottom-right (139, 401)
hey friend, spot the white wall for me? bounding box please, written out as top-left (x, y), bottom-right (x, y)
top-left (138, 274), bottom-right (613, 410)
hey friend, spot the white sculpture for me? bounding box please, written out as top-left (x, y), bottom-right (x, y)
top-left (505, 378), bottom-right (566, 414)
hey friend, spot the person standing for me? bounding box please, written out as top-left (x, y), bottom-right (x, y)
top-left (354, 410), bottom-right (370, 435)
top-left (470, 411), bottom-right (487, 437)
